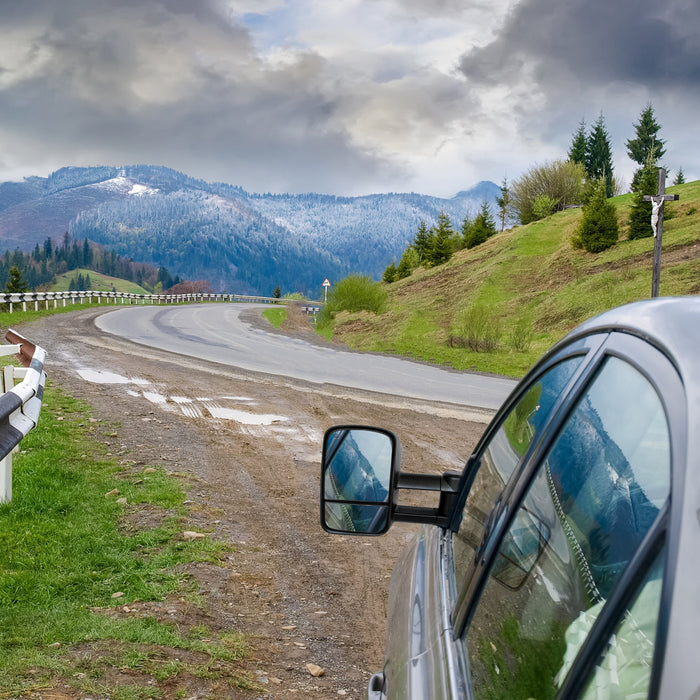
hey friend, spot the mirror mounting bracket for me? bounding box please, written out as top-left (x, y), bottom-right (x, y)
top-left (392, 470), bottom-right (462, 527)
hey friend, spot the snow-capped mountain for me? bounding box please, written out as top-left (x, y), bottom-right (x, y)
top-left (0, 165), bottom-right (499, 295)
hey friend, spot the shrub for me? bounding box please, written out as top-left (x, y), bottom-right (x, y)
top-left (532, 194), bottom-right (558, 220)
top-left (510, 160), bottom-right (586, 224)
top-left (317, 274), bottom-right (387, 327)
top-left (449, 303), bottom-right (501, 352)
top-left (509, 317), bottom-right (533, 352)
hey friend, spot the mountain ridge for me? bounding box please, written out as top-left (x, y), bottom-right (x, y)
top-left (0, 165), bottom-right (499, 295)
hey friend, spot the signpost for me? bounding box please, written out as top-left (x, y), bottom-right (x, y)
top-left (643, 168), bottom-right (679, 298)
top-left (322, 278), bottom-right (331, 304)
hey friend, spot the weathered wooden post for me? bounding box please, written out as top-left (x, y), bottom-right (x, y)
top-left (644, 168), bottom-right (679, 298)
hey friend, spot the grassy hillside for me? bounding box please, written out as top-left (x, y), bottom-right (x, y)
top-left (330, 180), bottom-right (700, 377)
top-left (50, 269), bottom-right (150, 295)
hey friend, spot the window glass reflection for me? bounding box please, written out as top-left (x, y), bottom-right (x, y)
top-left (452, 357), bottom-right (583, 590)
top-left (466, 357), bottom-right (670, 700)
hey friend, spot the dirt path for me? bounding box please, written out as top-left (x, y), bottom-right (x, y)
top-left (14, 305), bottom-right (490, 699)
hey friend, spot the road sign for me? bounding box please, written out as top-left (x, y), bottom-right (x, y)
top-left (322, 278), bottom-right (331, 303)
top-left (322, 278), bottom-right (331, 287)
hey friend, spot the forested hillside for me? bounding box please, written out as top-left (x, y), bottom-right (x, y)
top-left (327, 180), bottom-right (700, 377)
top-left (0, 165), bottom-right (499, 295)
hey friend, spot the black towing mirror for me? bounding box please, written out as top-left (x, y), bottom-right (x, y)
top-left (321, 426), bottom-right (399, 535)
top-left (321, 425), bottom-right (463, 536)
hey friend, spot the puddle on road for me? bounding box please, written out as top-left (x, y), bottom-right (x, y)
top-left (142, 391), bottom-right (168, 405)
top-left (202, 402), bottom-right (287, 425)
top-left (77, 366), bottom-right (288, 426)
top-left (77, 369), bottom-right (149, 385)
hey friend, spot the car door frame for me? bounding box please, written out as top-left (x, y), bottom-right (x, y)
top-left (444, 327), bottom-right (687, 700)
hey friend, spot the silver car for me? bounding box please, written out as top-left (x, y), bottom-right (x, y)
top-left (320, 297), bottom-right (700, 700)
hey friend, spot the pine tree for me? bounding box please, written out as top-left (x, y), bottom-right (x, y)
top-left (396, 248), bottom-right (417, 279)
top-left (425, 211), bottom-right (454, 266)
top-left (464, 202), bottom-right (497, 249)
top-left (382, 261), bottom-right (397, 283)
top-left (272, 285), bottom-right (282, 298)
top-left (461, 214), bottom-right (474, 247)
top-left (628, 157), bottom-right (659, 240)
top-left (586, 114), bottom-right (615, 198)
top-left (577, 179), bottom-right (619, 253)
top-left (627, 105), bottom-right (665, 192)
top-left (494, 177), bottom-right (511, 232)
top-left (674, 167), bottom-right (685, 185)
top-left (412, 220), bottom-right (431, 264)
top-left (83, 238), bottom-right (93, 267)
top-left (5, 265), bottom-right (29, 293)
top-left (568, 119), bottom-right (587, 166)
top-left (626, 105), bottom-right (665, 167)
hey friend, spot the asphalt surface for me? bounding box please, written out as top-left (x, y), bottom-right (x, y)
top-left (95, 303), bottom-right (517, 410)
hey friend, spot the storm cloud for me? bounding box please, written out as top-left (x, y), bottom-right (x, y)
top-left (0, 0), bottom-right (697, 194)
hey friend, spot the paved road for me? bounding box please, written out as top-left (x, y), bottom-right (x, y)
top-left (96, 303), bottom-right (517, 410)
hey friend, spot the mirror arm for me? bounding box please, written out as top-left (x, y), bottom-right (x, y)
top-left (392, 470), bottom-right (462, 527)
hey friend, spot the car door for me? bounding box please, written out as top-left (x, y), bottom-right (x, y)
top-left (449, 330), bottom-right (683, 699)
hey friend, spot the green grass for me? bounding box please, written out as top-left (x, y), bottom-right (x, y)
top-left (262, 307), bottom-right (286, 327)
top-left (0, 383), bottom-right (256, 698)
top-left (327, 180), bottom-right (700, 377)
top-left (50, 269), bottom-right (150, 294)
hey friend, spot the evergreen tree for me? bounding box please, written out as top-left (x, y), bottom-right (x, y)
top-left (396, 248), bottom-right (417, 279)
top-left (626, 105), bottom-right (665, 167)
top-left (464, 202), bottom-right (497, 249)
top-left (628, 157), bottom-right (659, 240)
top-left (83, 238), bottom-right (93, 267)
top-left (272, 285), bottom-right (282, 298)
top-left (461, 214), bottom-right (474, 247)
top-left (674, 167), bottom-right (685, 185)
top-left (382, 261), bottom-right (397, 283)
top-left (5, 265), bottom-right (29, 293)
top-left (412, 220), bottom-right (431, 264)
top-left (568, 119), bottom-right (587, 166)
top-left (425, 211), bottom-right (454, 266)
top-left (586, 114), bottom-right (615, 198)
top-left (576, 179), bottom-right (619, 253)
top-left (495, 177), bottom-right (511, 232)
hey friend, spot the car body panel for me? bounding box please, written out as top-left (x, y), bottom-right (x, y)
top-left (324, 297), bottom-right (700, 700)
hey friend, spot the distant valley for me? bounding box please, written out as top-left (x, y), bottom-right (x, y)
top-left (0, 165), bottom-right (498, 296)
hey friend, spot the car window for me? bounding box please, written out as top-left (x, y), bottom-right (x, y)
top-left (465, 356), bottom-right (670, 700)
top-left (452, 357), bottom-right (583, 590)
top-left (578, 547), bottom-right (665, 700)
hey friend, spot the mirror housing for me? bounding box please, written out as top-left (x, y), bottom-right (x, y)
top-left (320, 425), bottom-right (462, 536)
top-left (321, 426), bottom-right (400, 535)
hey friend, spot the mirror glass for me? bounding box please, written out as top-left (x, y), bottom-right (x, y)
top-left (322, 428), bottom-right (393, 534)
top-left (491, 507), bottom-right (550, 590)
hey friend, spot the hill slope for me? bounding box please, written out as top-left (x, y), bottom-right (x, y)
top-left (329, 180), bottom-right (700, 377)
top-left (0, 165), bottom-right (499, 295)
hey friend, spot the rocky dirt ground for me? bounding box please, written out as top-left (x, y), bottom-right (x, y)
top-left (12, 304), bottom-right (492, 699)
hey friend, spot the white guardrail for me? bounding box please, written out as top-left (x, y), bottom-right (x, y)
top-left (0, 330), bottom-right (47, 503)
top-left (1, 290), bottom-right (284, 312)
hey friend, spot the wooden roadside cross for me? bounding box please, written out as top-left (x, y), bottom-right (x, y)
top-left (643, 167), bottom-right (679, 298)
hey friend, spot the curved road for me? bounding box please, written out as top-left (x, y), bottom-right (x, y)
top-left (96, 303), bottom-right (517, 410)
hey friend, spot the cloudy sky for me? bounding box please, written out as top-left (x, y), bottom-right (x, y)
top-left (0, 0), bottom-right (698, 196)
